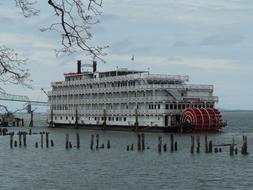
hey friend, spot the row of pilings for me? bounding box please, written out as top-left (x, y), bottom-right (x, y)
top-left (7, 131), bottom-right (250, 155)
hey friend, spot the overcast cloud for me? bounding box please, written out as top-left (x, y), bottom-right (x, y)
top-left (1, 0), bottom-right (253, 110)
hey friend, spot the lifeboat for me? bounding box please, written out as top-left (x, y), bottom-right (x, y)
top-left (180, 108), bottom-right (226, 131)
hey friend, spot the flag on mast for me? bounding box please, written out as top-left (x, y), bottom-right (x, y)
top-left (131, 55), bottom-right (135, 61)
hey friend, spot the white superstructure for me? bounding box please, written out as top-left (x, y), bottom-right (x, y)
top-left (48, 60), bottom-right (218, 128)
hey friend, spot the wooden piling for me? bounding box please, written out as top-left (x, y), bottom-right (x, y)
top-left (69, 141), bottom-right (72, 148)
top-left (76, 133), bottom-right (80, 149)
top-left (163, 144), bottom-right (167, 152)
top-left (174, 142), bottom-right (178, 152)
top-left (96, 134), bottom-right (99, 149)
top-left (35, 142), bottom-right (38, 148)
top-left (205, 136), bottom-right (208, 153)
top-left (23, 133), bottom-right (27, 147)
top-left (107, 140), bottom-right (111, 149)
top-left (46, 132), bottom-right (49, 148)
top-left (141, 133), bottom-right (145, 151)
top-left (130, 144), bottom-right (134, 151)
top-left (158, 136), bottom-right (162, 153)
top-left (241, 136), bottom-right (248, 155)
top-left (137, 134), bottom-right (141, 151)
top-left (208, 141), bottom-right (213, 153)
top-left (230, 137), bottom-right (235, 156)
top-left (101, 144), bottom-right (105, 149)
top-left (127, 145), bottom-right (130, 151)
top-left (14, 140), bottom-right (17, 147)
top-left (214, 147), bottom-right (218, 153)
top-left (65, 134), bottom-right (69, 149)
top-left (196, 136), bottom-right (200, 153)
top-left (18, 132), bottom-right (22, 146)
top-left (190, 136), bottom-right (195, 154)
top-left (10, 134), bottom-right (13, 148)
top-left (170, 134), bottom-right (174, 152)
top-left (50, 139), bottom-right (54, 147)
top-left (90, 134), bottom-right (94, 150)
top-left (40, 132), bottom-right (43, 148)
top-left (229, 144), bottom-right (234, 156)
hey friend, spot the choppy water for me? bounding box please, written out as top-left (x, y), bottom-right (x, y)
top-left (1, 111), bottom-right (253, 190)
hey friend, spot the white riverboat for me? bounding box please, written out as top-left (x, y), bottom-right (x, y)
top-left (48, 60), bottom-right (225, 132)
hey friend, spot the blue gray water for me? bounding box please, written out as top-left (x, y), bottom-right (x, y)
top-left (1, 111), bottom-right (253, 190)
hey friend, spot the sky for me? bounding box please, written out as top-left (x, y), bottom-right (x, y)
top-left (0, 0), bottom-right (253, 111)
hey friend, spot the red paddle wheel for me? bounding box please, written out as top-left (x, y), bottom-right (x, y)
top-left (180, 108), bottom-right (226, 131)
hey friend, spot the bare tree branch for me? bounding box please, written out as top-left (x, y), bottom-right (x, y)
top-left (15, 0), bottom-right (40, 17)
top-left (14, 0), bottom-right (107, 60)
top-left (46, 0), bottom-right (107, 61)
top-left (0, 46), bottom-right (32, 88)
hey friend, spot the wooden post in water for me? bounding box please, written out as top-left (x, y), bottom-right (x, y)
top-left (163, 144), bottom-right (167, 152)
top-left (107, 140), bottom-right (111, 149)
top-left (196, 136), bottom-right (200, 153)
top-left (205, 136), bottom-right (208, 153)
top-left (65, 134), bottom-right (69, 149)
top-left (46, 132), bottom-right (49, 148)
top-left (10, 134), bottom-right (13, 148)
top-left (23, 132), bottom-right (27, 147)
top-left (90, 135), bottom-right (94, 150)
top-left (208, 141), bottom-right (213, 153)
top-left (190, 136), bottom-right (194, 154)
top-left (96, 134), bottom-right (99, 149)
top-left (137, 134), bottom-right (141, 151)
top-left (29, 110), bottom-right (33, 128)
top-left (50, 139), bottom-right (54, 147)
top-left (241, 136), bottom-right (248, 155)
top-left (35, 142), bottom-right (38, 148)
top-left (175, 142), bottom-right (178, 152)
top-left (18, 132), bottom-right (22, 146)
top-left (230, 137), bottom-right (235, 156)
top-left (40, 132), bottom-right (43, 148)
top-left (130, 144), bottom-right (134, 151)
top-left (158, 136), bottom-right (162, 153)
top-left (14, 140), bottom-right (17, 147)
top-left (76, 133), bottom-right (80, 149)
top-left (126, 145), bottom-right (130, 151)
top-left (141, 133), bottom-right (145, 151)
top-left (69, 141), bottom-right (72, 148)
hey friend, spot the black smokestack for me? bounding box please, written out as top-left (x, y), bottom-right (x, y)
top-left (77, 60), bottom-right (81, 74)
top-left (93, 60), bottom-right (97, 73)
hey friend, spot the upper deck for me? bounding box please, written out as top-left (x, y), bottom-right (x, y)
top-left (52, 71), bottom-right (189, 87)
